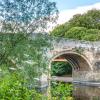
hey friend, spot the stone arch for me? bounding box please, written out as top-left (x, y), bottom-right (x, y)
top-left (49, 51), bottom-right (92, 71)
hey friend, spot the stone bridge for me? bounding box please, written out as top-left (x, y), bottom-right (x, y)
top-left (48, 38), bottom-right (100, 83)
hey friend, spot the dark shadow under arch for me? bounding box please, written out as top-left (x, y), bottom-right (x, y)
top-left (51, 52), bottom-right (91, 71)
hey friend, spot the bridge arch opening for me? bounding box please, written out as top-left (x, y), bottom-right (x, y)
top-left (47, 51), bottom-right (92, 96)
top-left (51, 60), bottom-right (72, 77)
top-left (48, 51), bottom-right (93, 85)
top-left (50, 52), bottom-right (91, 72)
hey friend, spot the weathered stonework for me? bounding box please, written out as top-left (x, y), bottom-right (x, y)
top-left (48, 39), bottom-right (100, 83)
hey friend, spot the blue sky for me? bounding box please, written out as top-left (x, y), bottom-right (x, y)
top-left (52, 0), bottom-right (100, 11)
top-left (50, 0), bottom-right (100, 25)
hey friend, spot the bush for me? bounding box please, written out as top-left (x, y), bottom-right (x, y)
top-left (51, 62), bottom-right (72, 76)
top-left (0, 72), bottom-right (44, 100)
top-left (51, 82), bottom-right (73, 100)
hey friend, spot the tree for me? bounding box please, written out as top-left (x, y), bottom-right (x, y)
top-left (0, 0), bottom-right (58, 69)
top-left (0, 0), bottom-right (58, 89)
top-left (69, 9), bottom-right (100, 30)
top-left (51, 9), bottom-right (100, 41)
top-left (0, 33), bottom-right (51, 88)
top-left (65, 27), bottom-right (87, 40)
top-left (0, 0), bottom-right (58, 33)
top-left (50, 24), bottom-right (68, 37)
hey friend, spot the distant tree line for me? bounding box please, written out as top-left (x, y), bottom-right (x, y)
top-left (51, 9), bottom-right (100, 41)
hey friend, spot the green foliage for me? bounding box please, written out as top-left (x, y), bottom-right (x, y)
top-left (50, 24), bottom-right (69, 37)
top-left (0, 0), bottom-right (58, 33)
top-left (69, 9), bottom-right (100, 29)
top-left (65, 27), bottom-right (87, 40)
top-left (51, 9), bottom-right (100, 41)
top-left (0, 0), bottom-right (58, 99)
top-left (51, 82), bottom-right (73, 100)
top-left (0, 33), bottom-right (50, 87)
top-left (0, 71), bottom-right (45, 100)
top-left (51, 62), bottom-right (72, 76)
top-left (83, 32), bottom-right (100, 41)
top-left (0, 33), bottom-right (51, 99)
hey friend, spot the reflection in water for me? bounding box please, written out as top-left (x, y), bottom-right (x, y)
top-left (73, 84), bottom-right (100, 100)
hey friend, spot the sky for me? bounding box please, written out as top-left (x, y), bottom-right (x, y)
top-left (52, 0), bottom-right (100, 11)
top-left (50, 0), bottom-right (100, 25)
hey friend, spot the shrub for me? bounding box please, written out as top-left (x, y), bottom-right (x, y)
top-left (51, 62), bottom-right (72, 76)
top-left (0, 72), bottom-right (44, 100)
top-left (51, 82), bottom-right (73, 100)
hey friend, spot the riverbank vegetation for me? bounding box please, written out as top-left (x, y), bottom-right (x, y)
top-left (0, 71), bottom-right (44, 100)
top-left (0, 33), bottom-right (50, 99)
top-left (51, 82), bottom-right (73, 100)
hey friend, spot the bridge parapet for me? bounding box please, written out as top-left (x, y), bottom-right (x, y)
top-left (52, 38), bottom-right (100, 51)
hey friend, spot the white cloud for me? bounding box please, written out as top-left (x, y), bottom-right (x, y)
top-left (57, 2), bottom-right (100, 25)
